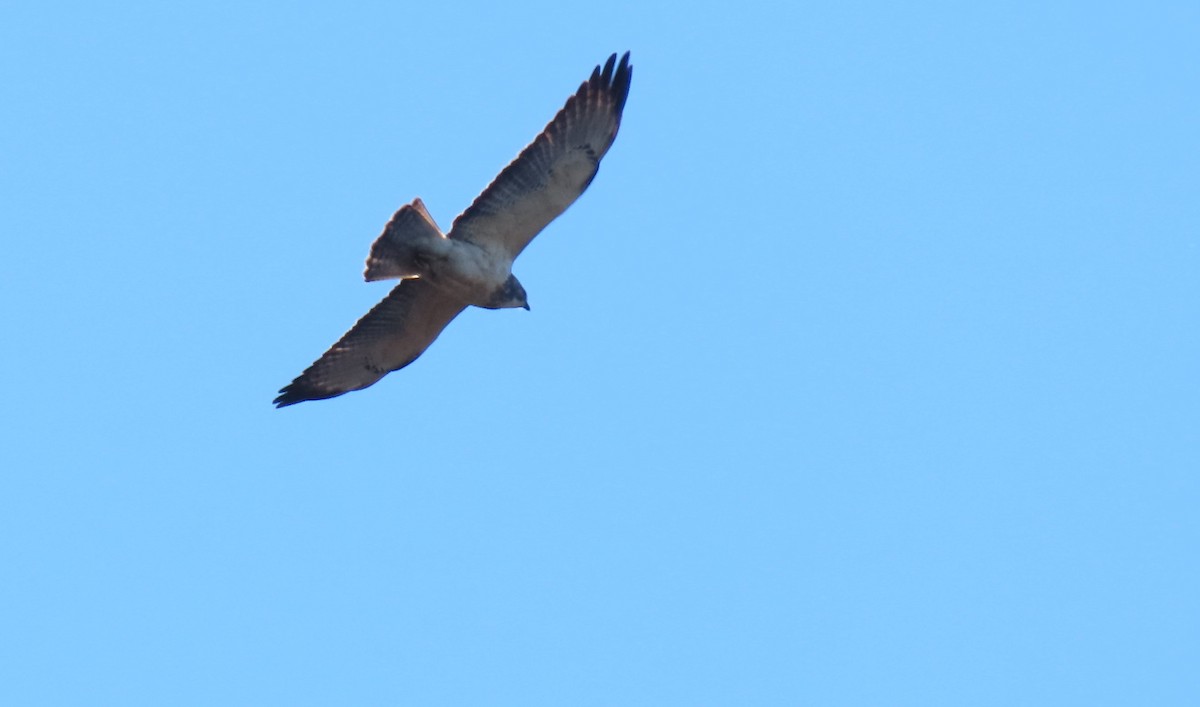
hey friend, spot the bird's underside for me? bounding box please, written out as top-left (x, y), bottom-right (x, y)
top-left (274, 52), bottom-right (632, 407)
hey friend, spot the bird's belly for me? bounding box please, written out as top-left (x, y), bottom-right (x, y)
top-left (423, 243), bottom-right (510, 306)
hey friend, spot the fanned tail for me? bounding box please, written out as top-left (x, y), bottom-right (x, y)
top-left (364, 198), bottom-right (445, 281)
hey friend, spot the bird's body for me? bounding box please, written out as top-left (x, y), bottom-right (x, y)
top-left (367, 204), bottom-right (526, 309)
top-left (274, 52), bottom-right (632, 407)
top-left (421, 240), bottom-right (525, 311)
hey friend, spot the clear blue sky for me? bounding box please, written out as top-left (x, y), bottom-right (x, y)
top-left (2, 2), bottom-right (1197, 705)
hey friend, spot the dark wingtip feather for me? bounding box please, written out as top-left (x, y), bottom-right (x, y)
top-left (601, 53), bottom-right (617, 82)
top-left (273, 388), bottom-right (304, 408)
top-left (273, 386), bottom-right (308, 408)
top-left (612, 51), bottom-right (632, 115)
top-left (585, 52), bottom-right (633, 118)
top-left (273, 382), bottom-right (344, 408)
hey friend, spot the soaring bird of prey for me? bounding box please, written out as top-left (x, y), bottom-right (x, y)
top-left (274, 52), bottom-right (632, 407)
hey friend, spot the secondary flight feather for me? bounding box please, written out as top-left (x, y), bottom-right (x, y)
top-left (275, 52), bottom-right (632, 407)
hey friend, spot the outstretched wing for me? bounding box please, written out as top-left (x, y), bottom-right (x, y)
top-left (274, 280), bottom-right (466, 407)
top-left (448, 52), bottom-right (632, 260)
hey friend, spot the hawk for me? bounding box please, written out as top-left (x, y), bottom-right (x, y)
top-left (275, 52), bottom-right (632, 407)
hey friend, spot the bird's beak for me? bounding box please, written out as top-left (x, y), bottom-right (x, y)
top-left (522, 303), bottom-right (531, 311)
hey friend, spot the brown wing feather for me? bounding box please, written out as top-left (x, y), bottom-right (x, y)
top-left (274, 280), bottom-right (466, 407)
top-left (449, 52), bottom-right (632, 259)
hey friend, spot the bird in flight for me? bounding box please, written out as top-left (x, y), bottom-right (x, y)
top-left (274, 52), bottom-right (632, 407)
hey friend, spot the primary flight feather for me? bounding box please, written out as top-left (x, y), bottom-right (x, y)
top-left (275, 52), bottom-right (632, 407)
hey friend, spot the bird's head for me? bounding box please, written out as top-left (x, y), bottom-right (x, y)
top-left (487, 274), bottom-right (530, 311)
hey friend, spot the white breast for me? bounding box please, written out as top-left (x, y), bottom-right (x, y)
top-left (425, 239), bottom-right (513, 306)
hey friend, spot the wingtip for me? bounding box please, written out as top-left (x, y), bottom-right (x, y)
top-left (594, 52), bottom-right (632, 80)
top-left (601, 53), bottom-right (617, 82)
top-left (273, 383), bottom-right (309, 407)
top-left (613, 51), bottom-right (632, 114)
top-left (273, 383), bottom-right (344, 408)
top-left (273, 391), bottom-right (301, 408)
top-left (274, 376), bottom-right (348, 407)
top-left (581, 53), bottom-right (632, 116)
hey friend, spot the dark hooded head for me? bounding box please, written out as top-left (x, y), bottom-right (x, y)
top-left (486, 274), bottom-right (530, 310)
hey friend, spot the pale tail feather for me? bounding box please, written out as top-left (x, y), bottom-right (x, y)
top-left (364, 198), bottom-right (444, 281)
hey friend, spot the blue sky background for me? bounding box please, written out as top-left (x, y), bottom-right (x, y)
top-left (2, 2), bottom-right (1197, 705)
